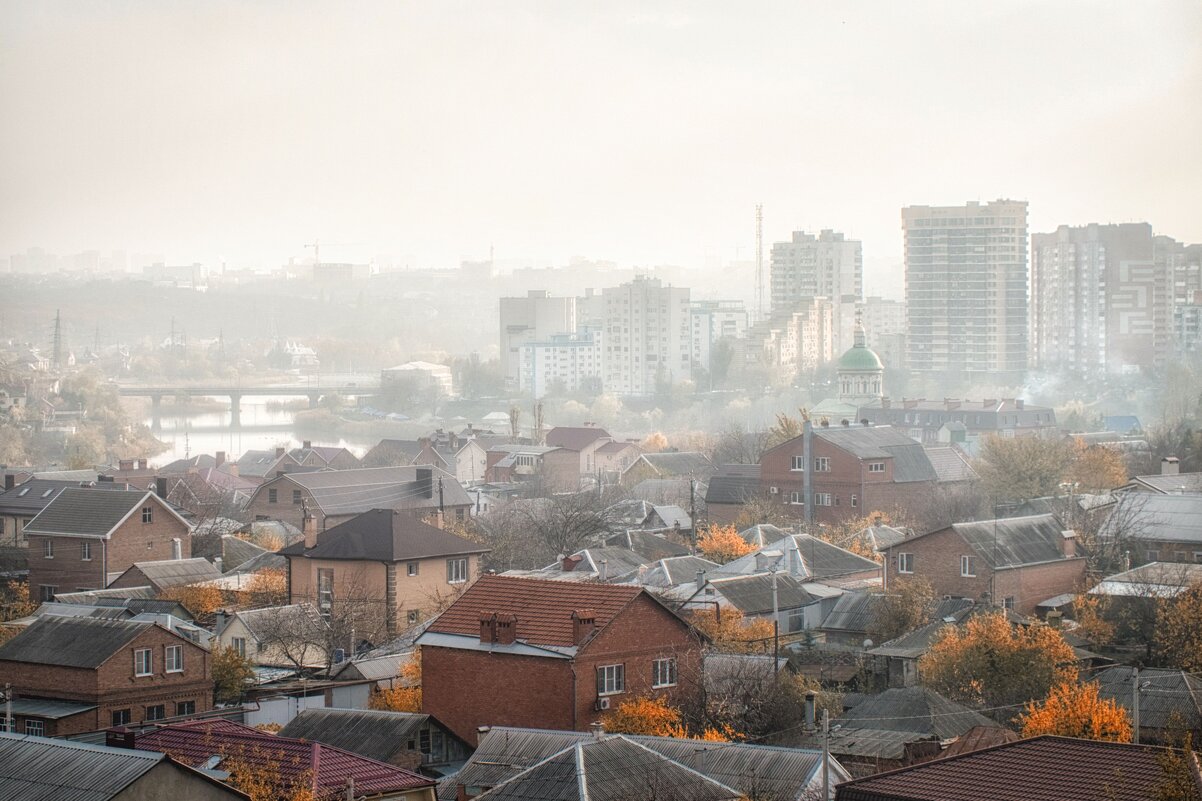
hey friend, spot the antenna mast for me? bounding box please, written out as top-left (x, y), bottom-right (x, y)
top-left (52, 310), bottom-right (63, 370)
top-left (755, 204), bottom-right (765, 322)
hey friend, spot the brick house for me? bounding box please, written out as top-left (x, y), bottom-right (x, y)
top-left (0, 616), bottom-right (213, 736)
top-left (417, 574), bottom-right (704, 745)
top-left (882, 514), bottom-right (1086, 615)
top-left (289, 441), bottom-right (363, 471)
top-left (23, 488), bottom-right (193, 602)
top-left (759, 421), bottom-right (971, 525)
top-left (245, 466), bottom-right (473, 530)
top-left (280, 509), bottom-right (489, 636)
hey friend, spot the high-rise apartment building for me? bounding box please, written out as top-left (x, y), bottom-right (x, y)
top-left (690, 300), bottom-right (748, 371)
top-left (601, 276), bottom-right (691, 395)
top-left (517, 327), bottom-right (603, 398)
top-left (859, 296), bottom-right (907, 369)
top-left (770, 230), bottom-right (862, 355)
top-left (903, 200), bottom-right (1028, 379)
top-left (498, 291), bottom-right (577, 387)
top-left (1030, 223), bottom-right (1183, 375)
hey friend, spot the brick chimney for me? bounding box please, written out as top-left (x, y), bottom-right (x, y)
top-left (105, 727), bottom-right (137, 749)
top-left (171, 538), bottom-right (182, 560)
top-left (216, 451), bottom-right (226, 467)
top-left (1162, 456), bottom-right (1180, 476)
top-left (1061, 530), bottom-right (1077, 558)
top-left (562, 554), bottom-right (584, 572)
top-left (303, 511), bottom-right (318, 549)
top-left (881, 397), bottom-right (891, 409)
top-left (1016, 399), bottom-right (1025, 410)
top-left (227, 462), bottom-right (239, 477)
top-left (155, 476), bottom-right (169, 500)
top-left (415, 467), bottom-right (434, 499)
top-left (119, 459), bottom-right (134, 471)
top-left (494, 613), bottom-right (517, 645)
top-left (137, 458), bottom-right (148, 470)
top-left (275, 446), bottom-right (286, 458)
top-left (479, 612), bottom-right (497, 643)
top-left (572, 609), bottom-right (597, 645)
top-left (3, 474), bottom-right (14, 491)
top-left (302, 440), bottom-right (312, 449)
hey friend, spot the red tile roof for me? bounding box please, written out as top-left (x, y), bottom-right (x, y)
top-left (835, 735), bottom-right (1189, 801)
top-left (428, 574), bottom-right (644, 647)
top-left (133, 719), bottom-right (433, 798)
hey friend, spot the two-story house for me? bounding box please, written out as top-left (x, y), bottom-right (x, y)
top-left (245, 466), bottom-right (473, 530)
top-left (0, 476), bottom-right (137, 548)
top-left (759, 421), bottom-right (972, 524)
top-left (417, 574), bottom-right (704, 745)
top-left (280, 509), bottom-right (489, 636)
top-left (23, 488), bottom-right (193, 602)
top-left (882, 514), bottom-right (1086, 615)
top-left (289, 440), bottom-right (363, 470)
top-left (0, 616), bottom-right (213, 736)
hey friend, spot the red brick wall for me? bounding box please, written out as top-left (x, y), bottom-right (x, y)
top-left (105, 496), bottom-right (192, 573)
top-left (0, 626), bottom-right (212, 736)
top-left (26, 535), bottom-right (107, 596)
top-left (994, 559), bottom-right (1087, 617)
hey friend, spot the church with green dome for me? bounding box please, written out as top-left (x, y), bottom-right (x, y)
top-left (813, 319), bottom-right (884, 422)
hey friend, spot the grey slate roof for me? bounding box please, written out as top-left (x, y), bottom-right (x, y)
top-left (0, 479), bottom-right (128, 515)
top-left (1129, 472), bottom-right (1202, 494)
top-left (0, 732), bottom-right (168, 801)
top-left (821, 593), bottom-right (972, 637)
top-left (440, 726), bottom-right (842, 801)
top-left (719, 533), bottom-right (881, 580)
top-left (950, 514), bottom-right (1072, 568)
top-left (270, 466), bottom-right (472, 515)
top-left (544, 426), bottom-right (611, 451)
top-left (220, 535), bottom-right (269, 571)
top-left (1101, 492), bottom-right (1202, 544)
top-left (602, 529), bottom-right (691, 561)
top-left (51, 586), bottom-right (159, 604)
top-left (644, 555), bottom-right (721, 587)
top-left (1094, 666), bottom-right (1202, 732)
top-left (702, 572), bottom-right (816, 614)
top-left (6, 698), bottom-right (98, 720)
top-left (474, 736), bottom-right (741, 801)
top-left (22, 488), bottom-right (164, 537)
top-left (628, 452), bottom-right (717, 478)
top-left (836, 687), bottom-right (1001, 739)
top-left (278, 708), bottom-right (435, 762)
top-left (816, 426), bottom-right (937, 482)
top-left (869, 604), bottom-right (1026, 659)
top-left (705, 474), bottom-right (761, 505)
top-left (278, 508), bottom-right (488, 562)
top-left (235, 603), bottom-right (324, 642)
top-left (826, 727), bottom-right (936, 760)
top-left (118, 557), bottom-right (222, 589)
top-left (923, 447), bottom-right (978, 483)
top-left (0, 617), bottom-right (150, 668)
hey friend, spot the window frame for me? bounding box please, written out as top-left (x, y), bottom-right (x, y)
top-left (81, 541), bottom-right (92, 561)
top-left (176, 700), bottom-right (196, 717)
top-left (897, 553), bottom-right (914, 574)
top-left (144, 704), bottom-right (166, 722)
top-left (165, 644), bottom-right (184, 673)
top-left (25, 719), bottom-right (45, 736)
top-left (317, 568), bottom-right (335, 610)
top-left (134, 648), bottom-right (153, 677)
top-left (43, 539), bottom-right (53, 559)
top-left (231, 637), bottom-right (247, 658)
top-left (868, 462), bottom-right (886, 473)
top-left (268, 488), bottom-right (278, 504)
top-left (960, 555), bottom-right (976, 577)
top-left (112, 709), bottom-right (131, 727)
top-left (814, 456), bottom-right (831, 472)
top-left (292, 489), bottom-right (303, 505)
top-left (597, 663), bottom-right (626, 696)
top-left (407, 561), bottom-right (419, 577)
top-left (652, 657), bottom-right (677, 689)
top-left (447, 557), bottom-right (468, 584)
top-left (141, 506), bottom-right (153, 524)
top-left (790, 455), bottom-right (806, 472)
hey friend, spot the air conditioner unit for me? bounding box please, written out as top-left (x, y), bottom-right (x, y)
top-left (769, 486), bottom-right (779, 495)
top-left (595, 696), bottom-right (611, 711)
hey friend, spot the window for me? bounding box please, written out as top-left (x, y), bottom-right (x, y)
top-left (317, 568), bottom-right (334, 610)
top-left (898, 553), bottom-right (914, 574)
top-left (1003, 597), bottom-right (1016, 610)
top-left (961, 555), bottom-right (976, 577)
top-left (456, 508), bottom-right (465, 521)
top-left (25, 720), bottom-right (44, 736)
top-left (850, 494), bottom-right (858, 508)
top-left (790, 455), bottom-right (805, 471)
top-left (112, 709), bottom-right (131, 727)
top-left (868, 462), bottom-right (885, 473)
top-left (1147, 550), bottom-right (1160, 562)
top-left (81, 541), bottom-right (91, 561)
top-left (176, 700), bottom-right (196, 716)
top-left (39, 586), bottom-right (56, 602)
top-left (447, 558), bottom-right (468, 584)
top-left (407, 561), bottom-right (419, 577)
top-left (407, 610), bottom-right (420, 625)
top-left (134, 648), bottom-right (153, 676)
top-left (268, 489), bottom-right (278, 504)
top-left (141, 506), bottom-right (153, 523)
top-left (231, 637), bottom-right (247, 658)
top-left (293, 489), bottom-right (302, 505)
top-left (1194, 552), bottom-right (1202, 564)
top-left (597, 663), bottom-right (625, 695)
top-left (652, 658), bottom-right (677, 688)
top-left (43, 540), bottom-right (53, 559)
top-left (787, 491), bottom-right (801, 505)
top-left (145, 705), bottom-right (166, 721)
top-left (165, 645), bottom-right (183, 673)
top-left (814, 456), bottom-right (830, 472)
top-left (815, 493), bottom-right (833, 506)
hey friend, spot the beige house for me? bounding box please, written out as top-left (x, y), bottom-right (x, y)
top-left (215, 603), bottom-right (328, 669)
top-left (280, 510), bottom-right (489, 637)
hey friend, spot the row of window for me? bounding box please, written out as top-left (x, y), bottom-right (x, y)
top-left (596, 658), bottom-right (677, 696)
top-left (894, 553), bottom-right (977, 578)
top-left (110, 701), bottom-right (195, 727)
top-left (134, 645), bottom-right (184, 677)
top-left (314, 559), bottom-right (470, 612)
top-left (267, 489), bottom-right (304, 504)
top-left (43, 540), bottom-right (94, 560)
top-left (788, 456), bottom-right (885, 473)
top-left (786, 491), bottom-right (857, 508)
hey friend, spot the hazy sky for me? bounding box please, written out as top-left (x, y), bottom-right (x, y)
top-left (2, 1), bottom-right (1199, 295)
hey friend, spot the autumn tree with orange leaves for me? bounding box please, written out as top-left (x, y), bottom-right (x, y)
top-left (243, 568), bottom-right (288, 608)
top-left (602, 695), bottom-right (732, 741)
top-left (919, 611), bottom-right (1078, 712)
top-left (1019, 681), bottom-right (1132, 742)
top-left (160, 582), bottom-right (225, 622)
top-left (688, 608), bottom-right (775, 654)
top-left (696, 524), bottom-right (754, 564)
top-left (219, 745), bottom-right (317, 801)
top-left (369, 653), bottom-right (422, 713)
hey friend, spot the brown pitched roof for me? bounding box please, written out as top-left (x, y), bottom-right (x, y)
top-left (428, 575), bottom-right (643, 647)
top-left (545, 426), bottom-right (611, 451)
top-left (834, 735), bottom-right (1190, 801)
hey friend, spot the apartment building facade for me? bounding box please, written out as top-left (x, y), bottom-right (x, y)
top-left (601, 276), bottom-right (691, 395)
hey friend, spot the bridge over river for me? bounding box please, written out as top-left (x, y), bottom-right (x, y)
top-left (114, 381), bottom-right (381, 429)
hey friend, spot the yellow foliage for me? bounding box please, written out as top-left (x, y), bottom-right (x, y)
top-left (369, 653), bottom-right (422, 712)
top-left (697, 524), bottom-right (754, 564)
top-left (1019, 681), bottom-right (1132, 742)
top-left (688, 608), bottom-right (775, 654)
top-left (1154, 582), bottom-right (1202, 673)
top-left (602, 695), bottom-right (733, 741)
top-left (0, 580), bottom-right (36, 623)
top-left (243, 569), bottom-right (288, 607)
top-left (160, 582), bottom-right (225, 619)
top-left (1071, 593), bottom-right (1115, 647)
top-left (212, 645), bottom-right (256, 703)
top-left (640, 432), bottom-right (670, 452)
top-left (220, 745), bottom-right (317, 801)
top-left (1066, 439), bottom-right (1130, 492)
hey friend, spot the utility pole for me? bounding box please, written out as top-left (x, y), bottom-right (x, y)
top-left (52, 310), bottom-right (62, 370)
top-left (821, 709), bottom-right (831, 801)
top-left (689, 478), bottom-right (697, 554)
top-left (771, 568), bottom-right (780, 674)
top-left (437, 476), bottom-right (445, 515)
top-left (3, 682), bottom-right (11, 733)
top-left (1132, 665), bottom-right (1140, 744)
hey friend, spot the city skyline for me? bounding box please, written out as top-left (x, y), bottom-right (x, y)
top-left (3, 2), bottom-right (1200, 298)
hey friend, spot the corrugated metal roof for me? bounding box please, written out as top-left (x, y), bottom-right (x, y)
top-left (0, 617), bottom-right (150, 668)
top-left (268, 466), bottom-right (471, 515)
top-left (1103, 493), bottom-right (1202, 544)
top-left (0, 732), bottom-right (164, 801)
top-left (7, 698), bottom-right (97, 720)
top-left (952, 514), bottom-right (1071, 568)
top-left (122, 558), bottom-right (222, 589)
top-left (22, 488), bottom-right (154, 537)
top-left (704, 474), bottom-right (761, 505)
top-left (278, 708), bottom-right (430, 763)
top-left (836, 687), bottom-right (1002, 739)
top-left (278, 508), bottom-right (487, 562)
top-left (701, 572), bottom-right (816, 614)
top-left (1094, 666), bottom-right (1202, 732)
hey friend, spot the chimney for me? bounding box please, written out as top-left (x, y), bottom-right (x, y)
top-left (599, 559), bottom-right (608, 581)
top-left (216, 451), bottom-right (226, 467)
top-left (214, 610), bottom-right (227, 635)
top-left (214, 556), bottom-right (223, 573)
top-left (1162, 457), bottom-right (1180, 476)
top-left (137, 458), bottom-right (148, 470)
top-left (418, 437), bottom-right (431, 450)
top-left (572, 609), bottom-right (597, 645)
top-left (1016, 399), bottom-right (1025, 410)
top-left (1046, 610), bottom-right (1063, 629)
top-left (155, 476), bottom-right (169, 500)
top-left (590, 722), bottom-right (605, 740)
top-left (494, 613), bottom-right (517, 645)
top-left (171, 538), bottom-right (182, 560)
top-left (983, 399), bottom-right (997, 408)
top-left (302, 440), bottom-right (312, 449)
top-left (562, 554), bottom-right (584, 572)
top-left (861, 419), bottom-right (870, 426)
top-left (275, 446), bottom-right (286, 458)
top-left (119, 459), bottom-right (134, 471)
top-left (415, 467), bottom-right (434, 499)
top-left (804, 691), bottom-right (816, 728)
top-left (1061, 530), bottom-right (1077, 559)
top-left (695, 570), bottom-right (707, 588)
top-left (227, 462), bottom-right (239, 477)
top-left (3, 474), bottom-right (13, 491)
top-left (105, 727), bottom-right (137, 749)
top-left (303, 511), bottom-right (318, 549)
top-left (479, 613), bottom-right (497, 643)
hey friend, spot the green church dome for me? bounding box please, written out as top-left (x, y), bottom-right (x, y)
top-left (838, 342), bottom-right (884, 371)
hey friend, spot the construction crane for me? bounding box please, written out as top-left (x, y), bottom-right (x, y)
top-left (302, 240), bottom-right (361, 266)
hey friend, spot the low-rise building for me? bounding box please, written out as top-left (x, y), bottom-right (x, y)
top-left (855, 398), bottom-right (1058, 444)
top-left (279, 708), bottom-right (472, 775)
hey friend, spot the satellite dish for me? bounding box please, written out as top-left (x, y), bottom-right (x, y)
top-left (863, 638), bottom-right (874, 649)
